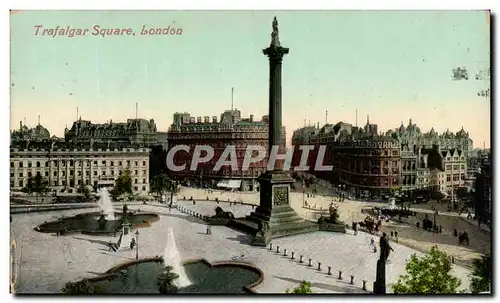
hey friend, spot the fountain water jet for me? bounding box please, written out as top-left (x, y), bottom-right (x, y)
top-left (164, 228), bottom-right (192, 287)
top-left (98, 188), bottom-right (116, 221)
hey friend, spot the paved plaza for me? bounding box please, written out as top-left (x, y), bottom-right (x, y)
top-left (11, 202), bottom-right (472, 294)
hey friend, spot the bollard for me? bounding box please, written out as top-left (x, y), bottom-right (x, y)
top-left (283, 249), bottom-right (287, 256)
top-left (291, 252), bottom-right (295, 259)
top-left (318, 262), bottom-right (322, 271)
top-left (299, 255), bottom-right (304, 263)
top-left (452, 256), bottom-right (455, 263)
top-left (269, 243), bottom-right (273, 250)
top-left (350, 275), bottom-right (354, 285)
top-left (362, 280), bottom-right (367, 290)
top-left (338, 271), bottom-right (343, 280)
top-left (308, 259), bottom-right (312, 267)
top-left (327, 266), bottom-right (332, 275)
top-left (276, 246), bottom-right (280, 253)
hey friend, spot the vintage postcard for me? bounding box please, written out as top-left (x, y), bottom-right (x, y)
top-left (9, 10), bottom-right (491, 295)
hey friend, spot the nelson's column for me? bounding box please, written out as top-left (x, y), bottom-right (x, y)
top-left (232, 17), bottom-right (318, 246)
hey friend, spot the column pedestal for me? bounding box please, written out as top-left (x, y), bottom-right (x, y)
top-left (373, 259), bottom-right (387, 294)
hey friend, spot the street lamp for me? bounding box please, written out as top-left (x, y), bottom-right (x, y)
top-left (135, 230), bottom-right (140, 260)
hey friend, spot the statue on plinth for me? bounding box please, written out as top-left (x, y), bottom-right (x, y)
top-left (271, 16), bottom-right (281, 47)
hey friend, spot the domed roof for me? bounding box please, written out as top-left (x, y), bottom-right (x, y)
top-left (427, 127), bottom-right (437, 137)
top-left (442, 128), bottom-right (454, 138)
top-left (34, 124), bottom-right (50, 137)
top-left (398, 122), bottom-right (406, 133)
top-left (456, 126), bottom-right (468, 138)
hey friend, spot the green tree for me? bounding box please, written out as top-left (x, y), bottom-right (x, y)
top-left (61, 280), bottom-right (106, 294)
top-left (393, 246), bottom-right (462, 294)
top-left (23, 174), bottom-right (50, 201)
top-left (77, 184), bottom-right (90, 198)
top-left (113, 170), bottom-right (133, 197)
top-left (150, 173), bottom-right (169, 200)
top-left (286, 281), bottom-right (313, 294)
top-left (470, 255), bottom-right (491, 293)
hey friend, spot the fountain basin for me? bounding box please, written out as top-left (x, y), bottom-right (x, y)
top-left (78, 258), bottom-right (264, 294)
top-left (35, 212), bottom-right (159, 235)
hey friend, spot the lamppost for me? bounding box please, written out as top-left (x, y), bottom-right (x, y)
top-left (302, 179), bottom-right (305, 207)
top-left (135, 230), bottom-right (140, 260)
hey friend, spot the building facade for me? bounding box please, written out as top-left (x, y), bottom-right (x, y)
top-left (166, 109), bottom-right (285, 191)
top-left (64, 118), bottom-right (158, 146)
top-left (10, 142), bottom-right (150, 195)
top-left (291, 118), bottom-right (472, 198)
top-left (291, 119), bottom-right (401, 198)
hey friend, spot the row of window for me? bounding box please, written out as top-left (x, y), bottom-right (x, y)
top-left (10, 159), bottom-right (147, 168)
top-left (445, 165), bottom-right (466, 171)
top-left (11, 169), bottom-right (147, 178)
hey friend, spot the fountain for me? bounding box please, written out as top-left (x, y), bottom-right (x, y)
top-left (98, 188), bottom-right (116, 221)
top-left (163, 228), bottom-right (192, 287)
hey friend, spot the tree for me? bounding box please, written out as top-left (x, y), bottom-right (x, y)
top-left (470, 255), bottom-right (491, 293)
top-left (112, 170), bottom-right (133, 197)
top-left (393, 246), bottom-right (462, 294)
top-left (61, 280), bottom-right (106, 294)
top-left (77, 184), bottom-right (90, 199)
top-left (286, 281), bottom-right (312, 294)
top-left (150, 173), bottom-right (169, 200)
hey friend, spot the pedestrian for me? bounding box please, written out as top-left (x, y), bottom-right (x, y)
top-left (439, 225), bottom-right (442, 233)
top-left (390, 231), bottom-right (394, 238)
top-left (108, 241), bottom-right (113, 251)
top-left (394, 231), bottom-right (398, 243)
top-left (206, 225), bottom-right (212, 235)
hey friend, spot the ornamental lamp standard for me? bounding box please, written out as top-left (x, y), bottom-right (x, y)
top-left (135, 229), bottom-right (140, 260)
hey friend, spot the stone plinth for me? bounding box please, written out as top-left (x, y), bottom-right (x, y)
top-left (229, 171), bottom-right (319, 246)
top-left (373, 259), bottom-right (387, 294)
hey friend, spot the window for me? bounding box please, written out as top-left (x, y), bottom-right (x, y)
top-left (134, 186), bottom-right (138, 191)
top-left (94, 171), bottom-right (97, 176)
top-left (135, 170), bottom-right (138, 175)
top-left (10, 172), bottom-right (14, 178)
top-left (19, 162), bottom-right (23, 168)
top-left (94, 161), bottom-right (97, 165)
top-left (446, 174), bottom-right (451, 182)
top-left (19, 172), bottom-right (23, 177)
top-left (111, 161), bottom-right (114, 166)
top-left (142, 186), bottom-right (146, 191)
top-left (28, 162), bottom-right (32, 168)
top-left (135, 161), bottom-right (138, 166)
top-left (78, 171), bottom-right (82, 176)
top-left (10, 162), bottom-right (14, 167)
top-left (28, 172), bottom-right (32, 177)
top-left (36, 161), bottom-right (40, 167)
top-left (127, 160), bottom-right (130, 165)
top-left (70, 160), bottom-right (74, 166)
top-left (134, 179), bottom-right (138, 184)
top-left (119, 161), bottom-right (122, 166)
top-left (18, 181), bottom-right (23, 187)
top-left (45, 161), bottom-right (49, 167)
top-left (102, 160), bottom-right (106, 165)
top-left (142, 161), bottom-right (146, 165)
top-left (53, 171), bottom-right (57, 176)
top-left (45, 171), bottom-right (48, 177)
top-left (70, 170), bottom-right (74, 176)
top-left (86, 171), bottom-right (89, 176)
top-left (142, 178), bottom-right (146, 183)
top-left (101, 171), bottom-right (105, 175)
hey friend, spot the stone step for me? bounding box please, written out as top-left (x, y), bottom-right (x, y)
top-left (269, 215), bottom-right (304, 225)
top-left (271, 223), bottom-right (320, 238)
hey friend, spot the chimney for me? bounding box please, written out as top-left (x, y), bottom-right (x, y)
top-left (190, 117), bottom-right (196, 123)
top-left (249, 114), bottom-right (254, 122)
top-left (197, 116), bottom-right (202, 123)
top-left (204, 116), bottom-right (210, 123)
top-left (19, 120), bottom-right (22, 130)
top-left (212, 116), bottom-right (217, 123)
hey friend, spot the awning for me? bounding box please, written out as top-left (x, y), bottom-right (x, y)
top-left (217, 180), bottom-right (230, 188)
top-left (227, 180), bottom-right (242, 189)
top-left (216, 179), bottom-right (241, 189)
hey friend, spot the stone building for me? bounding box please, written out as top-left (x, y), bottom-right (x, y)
top-left (10, 141), bottom-right (150, 195)
top-left (438, 148), bottom-right (468, 199)
top-left (291, 117), bottom-right (473, 198)
top-left (291, 119), bottom-right (401, 198)
top-left (10, 120), bottom-right (53, 144)
top-left (64, 118), bottom-right (158, 146)
top-left (166, 109), bottom-right (285, 191)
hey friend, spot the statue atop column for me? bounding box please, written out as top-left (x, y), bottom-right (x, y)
top-left (379, 232), bottom-right (394, 262)
top-left (271, 16), bottom-right (281, 47)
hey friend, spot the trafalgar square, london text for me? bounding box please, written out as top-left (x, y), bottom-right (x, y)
top-left (33, 25), bottom-right (184, 38)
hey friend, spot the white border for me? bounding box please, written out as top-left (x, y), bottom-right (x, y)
top-left (2, 1), bottom-right (498, 303)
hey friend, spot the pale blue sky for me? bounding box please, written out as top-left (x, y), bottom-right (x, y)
top-left (10, 10), bottom-right (490, 147)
